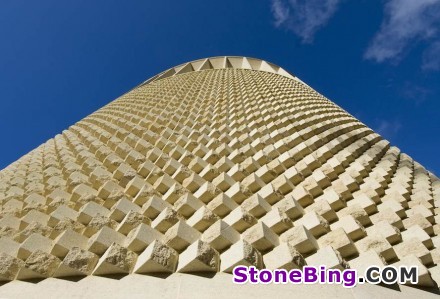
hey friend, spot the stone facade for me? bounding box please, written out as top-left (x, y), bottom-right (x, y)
top-left (0, 57), bottom-right (439, 296)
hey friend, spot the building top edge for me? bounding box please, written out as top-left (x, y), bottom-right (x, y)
top-left (141, 56), bottom-right (296, 85)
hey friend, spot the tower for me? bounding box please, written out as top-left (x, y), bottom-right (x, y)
top-left (0, 57), bottom-right (438, 297)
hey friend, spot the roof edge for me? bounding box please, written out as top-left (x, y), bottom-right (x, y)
top-left (141, 56), bottom-right (297, 85)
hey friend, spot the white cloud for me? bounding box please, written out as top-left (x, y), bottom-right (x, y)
top-left (365, 0), bottom-right (440, 63)
top-left (375, 119), bottom-right (402, 140)
top-left (272, 0), bottom-right (290, 26)
top-left (399, 81), bottom-right (432, 105)
top-left (270, 0), bottom-right (342, 43)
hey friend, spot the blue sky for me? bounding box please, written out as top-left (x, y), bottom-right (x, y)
top-left (0, 0), bottom-right (439, 174)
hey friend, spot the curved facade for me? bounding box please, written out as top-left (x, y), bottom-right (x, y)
top-left (0, 57), bottom-right (439, 297)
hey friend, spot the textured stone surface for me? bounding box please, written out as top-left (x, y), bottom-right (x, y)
top-left (0, 56), bottom-right (438, 296)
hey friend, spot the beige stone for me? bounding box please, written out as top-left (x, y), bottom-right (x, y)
top-left (242, 222), bottom-right (279, 252)
top-left (280, 225), bottom-right (319, 255)
top-left (173, 193), bottom-right (203, 217)
top-left (163, 220), bottom-right (201, 252)
top-left (260, 208), bottom-right (293, 234)
top-left (306, 246), bottom-right (347, 270)
top-left (220, 240), bottom-right (263, 273)
top-left (20, 210), bottom-right (50, 229)
top-left (394, 238), bottom-right (433, 266)
top-left (0, 56), bottom-right (439, 296)
top-left (53, 247), bottom-right (98, 277)
top-left (331, 215), bottom-right (366, 241)
top-left (116, 211), bottom-right (150, 235)
top-left (82, 214), bottom-right (117, 237)
top-left (186, 206), bottom-right (219, 232)
top-left (206, 193), bottom-right (238, 217)
top-left (109, 196), bottom-right (142, 222)
top-left (296, 211), bottom-right (330, 238)
top-left (133, 240), bottom-right (178, 273)
top-left (124, 223), bottom-right (163, 252)
top-left (223, 207), bottom-right (257, 233)
top-left (151, 207), bottom-right (183, 233)
top-left (141, 195), bottom-right (171, 219)
top-left (87, 226), bottom-right (125, 255)
top-left (394, 255), bottom-right (435, 287)
top-left (201, 220), bottom-right (240, 252)
top-left (48, 205), bottom-right (78, 227)
top-left (17, 250), bottom-right (60, 280)
top-left (263, 242), bottom-right (305, 270)
top-left (318, 228), bottom-right (358, 258)
top-left (242, 194), bottom-right (271, 218)
top-left (51, 229), bottom-right (88, 258)
top-left (18, 233), bottom-right (53, 260)
top-left (0, 252), bottom-right (23, 281)
top-left (176, 240), bottom-right (219, 272)
top-left (78, 202), bottom-right (110, 225)
top-left (0, 237), bottom-right (20, 257)
top-left (356, 235), bottom-right (397, 262)
top-left (92, 243), bottom-right (137, 276)
top-left (348, 250), bottom-right (386, 275)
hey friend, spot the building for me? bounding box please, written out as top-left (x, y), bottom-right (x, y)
top-left (0, 56), bottom-right (438, 298)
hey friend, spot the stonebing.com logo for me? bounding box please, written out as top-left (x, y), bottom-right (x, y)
top-left (232, 265), bottom-right (419, 288)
